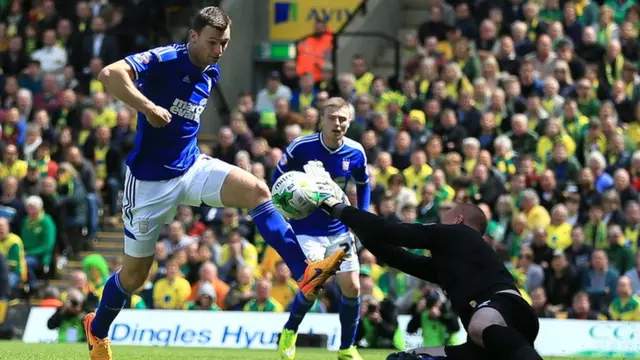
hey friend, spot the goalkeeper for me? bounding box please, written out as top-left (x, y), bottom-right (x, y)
top-left (310, 168), bottom-right (543, 360)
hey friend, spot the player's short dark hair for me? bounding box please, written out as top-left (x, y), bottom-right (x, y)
top-left (193, 6), bottom-right (231, 33)
top-left (455, 203), bottom-right (488, 234)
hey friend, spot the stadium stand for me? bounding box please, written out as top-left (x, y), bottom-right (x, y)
top-left (2, 0), bottom-right (640, 352)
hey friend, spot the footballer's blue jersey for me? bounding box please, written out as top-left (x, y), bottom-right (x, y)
top-left (275, 133), bottom-right (369, 236)
top-left (123, 43), bottom-right (220, 181)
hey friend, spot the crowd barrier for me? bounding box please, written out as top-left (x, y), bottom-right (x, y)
top-left (22, 308), bottom-right (640, 357)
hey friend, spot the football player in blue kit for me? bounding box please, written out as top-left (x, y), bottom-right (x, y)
top-left (274, 97), bottom-right (371, 360)
top-left (83, 7), bottom-right (344, 359)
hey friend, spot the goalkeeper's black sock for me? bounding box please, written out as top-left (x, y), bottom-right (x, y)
top-left (481, 325), bottom-right (542, 360)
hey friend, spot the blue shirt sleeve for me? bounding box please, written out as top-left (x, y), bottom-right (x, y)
top-left (353, 150), bottom-right (370, 210)
top-left (273, 142), bottom-right (302, 183)
top-left (124, 46), bottom-right (176, 81)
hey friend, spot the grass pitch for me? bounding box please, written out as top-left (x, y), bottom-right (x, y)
top-left (0, 342), bottom-right (608, 360)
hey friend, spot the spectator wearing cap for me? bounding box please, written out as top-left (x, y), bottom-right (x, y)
top-left (585, 201), bottom-right (608, 249)
top-left (185, 281), bottom-right (220, 311)
top-left (606, 224), bottom-right (635, 275)
top-left (255, 71), bottom-right (292, 113)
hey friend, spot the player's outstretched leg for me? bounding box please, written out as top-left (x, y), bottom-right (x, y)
top-left (468, 306), bottom-right (543, 360)
top-left (219, 168), bottom-right (345, 295)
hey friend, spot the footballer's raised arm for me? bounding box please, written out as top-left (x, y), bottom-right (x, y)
top-left (98, 59), bottom-right (155, 115)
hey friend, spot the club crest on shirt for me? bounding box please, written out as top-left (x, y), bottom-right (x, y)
top-left (342, 158), bottom-right (350, 171)
top-left (280, 153), bottom-right (288, 166)
top-left (134, 51), bottom-right (152, 64)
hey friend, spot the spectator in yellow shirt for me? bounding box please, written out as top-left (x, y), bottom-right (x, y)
top-left (374, 152), bottom-right (399, 190)
top-left (521, 189), bottom-right (551, 230)
top-left (402, 150), bottom-right (433, 201)
top-left (270, 261), bottom-right (298, 309)
top-left (243, 277), bottom-right (284, 312)
top-left (219, 230), bottom-right (258, 282)
top-left (153, 256), bottom-right (191, 310)
top-left (0, 145), bottom-right (27, 180)
top-left (92, 92), bottom-right (118, 128)
top-left (546, 204), bottom-right (573, 251)
top-left (609, 276), bottom-right (640, 321)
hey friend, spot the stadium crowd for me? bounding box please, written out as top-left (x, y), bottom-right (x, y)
top-left (2, 0), bottom-right (640, 350)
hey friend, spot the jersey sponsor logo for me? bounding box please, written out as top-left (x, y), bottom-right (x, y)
top-left (169, 98), bottom-right (207, 121)
top-left (341, 158), bottom-right (350, 171)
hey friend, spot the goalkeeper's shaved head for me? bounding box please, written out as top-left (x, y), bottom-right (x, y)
top-left (441, 203), bottom-right (488, 234)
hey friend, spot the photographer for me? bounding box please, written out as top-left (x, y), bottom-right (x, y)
top-left (46, 288), bottom-right (86, 343)
top-left (355, 295), bottom-right (405, 350)
top-left (407, 286), bottom-right (460, 347)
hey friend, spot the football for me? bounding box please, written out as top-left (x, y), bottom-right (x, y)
top-left (271, 171), bottom-right (321, 220)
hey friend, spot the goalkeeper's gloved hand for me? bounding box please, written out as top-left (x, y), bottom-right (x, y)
top-left (303, 161), bottom-right (348, 215)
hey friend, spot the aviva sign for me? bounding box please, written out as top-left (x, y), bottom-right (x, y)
top-left (269, 0), bottom-right (363, 41)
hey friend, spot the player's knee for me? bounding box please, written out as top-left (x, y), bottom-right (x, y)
top-left (119, 257), bottom-right (153, 292)
top-left (249, 180), bottom-right (272, 209)
top-left (467, 320), bottom-right (488, 346)
top-left (337, 272), bottom-right (360, 297)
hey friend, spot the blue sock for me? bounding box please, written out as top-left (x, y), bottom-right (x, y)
top-left (91, 272), bottom-right (129, 339)
top-left (339, 295), bottom-right (361, 350)
top-left (284, 292), bottom-right (314, 332)
top-left (250, 201), bottom-right (308, 280)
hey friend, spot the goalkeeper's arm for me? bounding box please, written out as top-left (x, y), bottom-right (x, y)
top-left (318, 201), bottom-right (438, 282)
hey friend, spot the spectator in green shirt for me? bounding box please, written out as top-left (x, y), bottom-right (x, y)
top-left (21, 195), bottom-right (56, 287)
top-left (606, 224), bottom-right (635, 274)
top-left (243, 277), bottom-right (284, 312)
